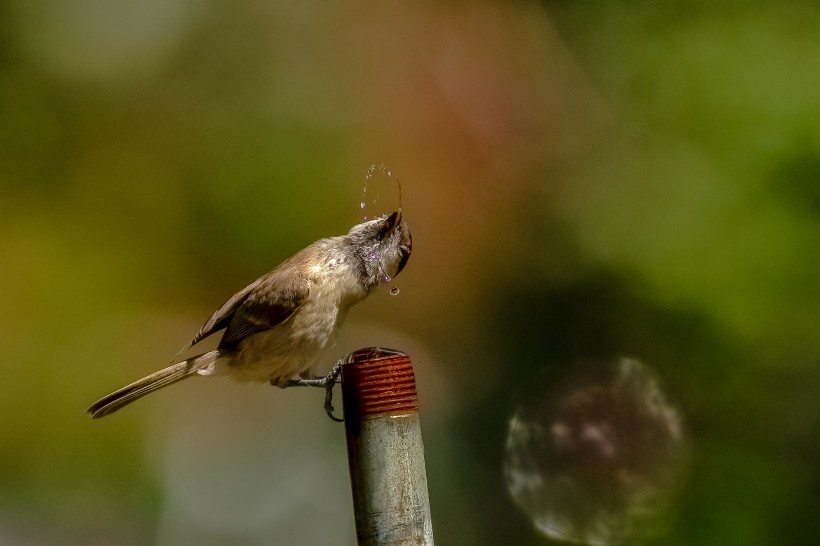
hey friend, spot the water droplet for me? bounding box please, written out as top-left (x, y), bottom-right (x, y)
top-left (389, 287), bottom-right (400, 296)
top-left (368, 251), bottom-right (377, 261)
top-left (360, 202), bottom-right (366, 209)
top-left (383, 273), bottom-right (392, 283)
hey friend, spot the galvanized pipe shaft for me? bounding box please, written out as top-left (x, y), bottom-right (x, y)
top-left (341, 348), bottom-right (434, 546)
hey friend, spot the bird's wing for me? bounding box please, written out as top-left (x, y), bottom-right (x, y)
top-left (174, 275), bottom-right (269, 356)
top-left (218, 274), bottom-right (310, 348)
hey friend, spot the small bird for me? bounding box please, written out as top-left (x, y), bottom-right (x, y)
top-left (88, 210), bottom-right (412, 419)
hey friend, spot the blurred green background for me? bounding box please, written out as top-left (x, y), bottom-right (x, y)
top-left (2, 1), bottom-right (819, 544)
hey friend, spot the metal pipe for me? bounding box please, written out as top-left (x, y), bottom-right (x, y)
top-left (341, 347), bottom-right (434, 546)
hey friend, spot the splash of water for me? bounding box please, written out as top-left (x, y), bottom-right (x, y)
top-left (359, 162), bottom-right (401, 221)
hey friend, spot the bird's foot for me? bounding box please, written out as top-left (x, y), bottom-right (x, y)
top-left (275, 359), bottom-right (344, 422)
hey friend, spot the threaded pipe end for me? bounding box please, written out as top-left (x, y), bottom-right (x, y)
top-left (341, 347), bottom-right (418, 420)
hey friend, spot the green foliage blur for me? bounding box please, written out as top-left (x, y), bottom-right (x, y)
top-left (1, 1), bottom-right (819, 544)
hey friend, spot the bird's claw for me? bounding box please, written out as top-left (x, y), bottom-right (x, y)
top-left (324, 386), bottom-right (344, 423)
top-left (323, 359), bottom-right (344, 422)
top-left (277, 359), bottom-right (344, 423)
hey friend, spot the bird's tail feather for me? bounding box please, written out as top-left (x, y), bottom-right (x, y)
top-left (87, 351), bottom-right (220, 419)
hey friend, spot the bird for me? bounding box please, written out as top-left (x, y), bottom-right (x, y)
top-left (87, 209), bottom-right (411, 419)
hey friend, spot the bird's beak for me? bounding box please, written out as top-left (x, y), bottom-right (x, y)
top-left (393, 209), bottom-right (412, 275)
top-left (386, 209), bottom-right (401, 231)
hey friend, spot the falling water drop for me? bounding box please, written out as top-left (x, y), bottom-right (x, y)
top-left (383, 273), bottom-right (392, 283)
top-left (389, 287), bottom-right (400, 296)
